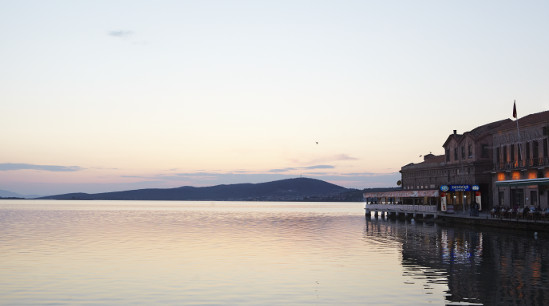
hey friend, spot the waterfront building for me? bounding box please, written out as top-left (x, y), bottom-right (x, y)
top-left (398, 119), bottom-right (510, 212)
top-left (492, 110), bottom-right (549, 210)
top-left (363, 153), bottom-right (442, 207)
top-left (365, 109), bottom-right (549, 218)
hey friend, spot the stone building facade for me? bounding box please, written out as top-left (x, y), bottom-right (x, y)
top-left (400, 119), bottom-right (510, 211)
top-left (368, 109), bottom-right (548, 212)
top-left (492, 110), bottom-right (549, 210)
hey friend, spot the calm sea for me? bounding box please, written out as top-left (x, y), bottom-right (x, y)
top-left (1, 200), bottom-right (547, 305)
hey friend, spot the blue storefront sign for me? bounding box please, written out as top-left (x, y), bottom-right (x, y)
top-left (440, 185), bottom-right (474, 192)
top-left (450, 185), bottom-right (470, 192)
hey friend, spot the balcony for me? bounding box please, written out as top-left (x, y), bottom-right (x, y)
top-left (494, 157), bottom-right (549, 171)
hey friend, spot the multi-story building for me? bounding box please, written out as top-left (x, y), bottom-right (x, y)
top-left (366, 109), bottom-right (548, 213)
top-left (400, 119), bottom-right (510, 212)
top-left (492, 110), bottom-right (549, 210)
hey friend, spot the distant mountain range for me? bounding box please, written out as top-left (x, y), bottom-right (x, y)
top-left (0, 189), bottom-right (22, 198)
top-left (37, 178), bottom-right (398, 202)
top-left (0, 189), bottom-right (36, 199)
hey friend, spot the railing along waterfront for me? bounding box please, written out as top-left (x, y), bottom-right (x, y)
top-left (365, 204), bottom-right (438, 213)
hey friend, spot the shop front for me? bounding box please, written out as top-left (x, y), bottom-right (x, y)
top-left (440, 184), bottom-right (482, 214)
top-left (495, 178), bottom-right (549, 210)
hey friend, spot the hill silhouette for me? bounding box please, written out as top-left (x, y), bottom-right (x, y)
top-left (39, 177), bottom-right (361, 201)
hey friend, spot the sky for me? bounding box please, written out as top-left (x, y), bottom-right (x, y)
top-left (1, 0), bottom-right (548, 196)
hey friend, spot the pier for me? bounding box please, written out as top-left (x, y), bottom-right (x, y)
top-left (365, 204), bottom-right (438, 221)
top-left (365, 203), bottom-right (549, 232)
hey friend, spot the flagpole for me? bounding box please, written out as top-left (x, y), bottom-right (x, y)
top-left (514, 100), bottom-right (523, 165)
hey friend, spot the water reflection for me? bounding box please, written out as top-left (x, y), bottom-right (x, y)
top-left (1, 200), bottom-right (547, 305)
top-left (365, 217), bottom-right (549, 305)
top-left (2, 201), bottom-right (433, 305)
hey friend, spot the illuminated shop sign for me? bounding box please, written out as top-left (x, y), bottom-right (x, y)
top-left (440, 185), bottom-right (476, 192)
top-left (450, 185), bottom-right (470, 191)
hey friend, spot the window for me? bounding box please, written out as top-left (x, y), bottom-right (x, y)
top-left (496, 147), bottom-right (500, 164)
top-left (510, 144), bottom-right (515, 162)
top-left (531, 191), bottom-right (538, 206)
top-left (468, 144), bottom-right (473, 158)
top-left (454, 148), bottom-right (458, 161)
top-left (503, 146), bottom-right (508, 163)
top-left (533, 140), bottom-right (539, 161)
top-left (481, 144), bottom-right (489, 158)
top-left (498, 191), bottom-right (504, 206)
top-left (461, 146), bottom-right (465, 159)
top-left (544, 139), bottom-right (548, 158)
top-left (446, 149), bottom-right (450, 162)
top-left (526, 142), bottom-right (531, 161)
top-left (511, 189), bottom-right (524, 207)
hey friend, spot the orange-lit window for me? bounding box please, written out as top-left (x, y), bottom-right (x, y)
top-left (512, 171), bottom-right (521, 180)
top-left (497, 173), bottom-right (506, 181)
top-left (528, 171), bottom-right (537, 179)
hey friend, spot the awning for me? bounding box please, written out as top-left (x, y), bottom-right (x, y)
top-left (495, 178), bottom-right (549, 187)
top-left (363, 190), bottom-right (439, 198)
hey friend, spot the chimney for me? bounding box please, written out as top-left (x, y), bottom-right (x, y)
top-left (453, 130), bottom-right (457, 135)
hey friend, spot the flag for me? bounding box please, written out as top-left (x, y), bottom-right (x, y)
top-left (513, 100), bottom-right (517, 119)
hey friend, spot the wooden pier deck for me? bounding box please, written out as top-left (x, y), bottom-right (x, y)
top-left (365, 203), bottom-right (549, 232)
top-left (365, 203), bottom-right (438, 220)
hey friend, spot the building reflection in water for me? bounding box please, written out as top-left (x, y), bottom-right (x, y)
top-left (364, 217), bottom-right (549, 305)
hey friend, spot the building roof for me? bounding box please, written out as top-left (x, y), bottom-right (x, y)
top-left (469, 118), bottom-right (512, 138)
top-left (400, 109), bottom-right (547, 174)
top-left (442, 133), bottom-right (463, 148)
top-left (425, 154), bottom-right (446, 163)
top-left (442, 118), bottom-right (512, 147)
top-left (401, 154), bottom-right (445, 171)
top-left (495, 110), bottom-right (549, 132)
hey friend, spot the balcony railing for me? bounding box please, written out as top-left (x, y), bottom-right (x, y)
top-left (494, 157), bottom-right (549, 171)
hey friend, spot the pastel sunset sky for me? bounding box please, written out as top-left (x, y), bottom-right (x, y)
top-left (1, 1), bottom-right (548, 196)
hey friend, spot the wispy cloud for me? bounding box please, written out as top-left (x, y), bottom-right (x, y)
top-left (311, 154), bottom-right (358, 163)
top-left (269, 167), bottom-right (298, 173)
top-left (334, 154), bottom-right (357, 161)
top-left (304, 165), bottom-right (334, 170)
top-left (291, 154), bottom-right (359, 165)
top-left (0, 163), bottom-right (84, 172)
top-left (108, 30), bottom-right (133, 38)
top-left (269, 165), bottom-right (334, 173)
